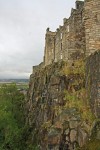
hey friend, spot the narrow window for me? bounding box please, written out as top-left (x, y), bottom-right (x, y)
top-left (61, 43), bottom-right (62, 50)
top-left (61, 53), bottom-right (62, 59)
top-left (81, 11), bottom-right (83, 22)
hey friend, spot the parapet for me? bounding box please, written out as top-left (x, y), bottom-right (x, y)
top-left (46, 28), bottom-right (56, 36)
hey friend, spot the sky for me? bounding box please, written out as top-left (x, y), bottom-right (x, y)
top-left (0, 0), bottom-right (78, 79)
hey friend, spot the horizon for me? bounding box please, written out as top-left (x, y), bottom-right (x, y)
top-left (0, 78), bottom-right (29, 80)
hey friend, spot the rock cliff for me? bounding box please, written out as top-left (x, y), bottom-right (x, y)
top-left (26, 51), bottom-right (100, 150)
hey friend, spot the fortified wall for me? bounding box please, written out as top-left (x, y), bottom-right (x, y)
top-left (33, 0), bottom-right (100, 72)
top-left (28, 1), bottom-right (100, 148)
top-left (45, 0), bottom-right (85, 66)
top-left (84, 0), bottom-right (100, 56)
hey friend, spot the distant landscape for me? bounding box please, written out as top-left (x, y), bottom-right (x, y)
top-left (0, 79), bottom-right (29, 90)
top-left (0, 79), bottom-right (29, 83)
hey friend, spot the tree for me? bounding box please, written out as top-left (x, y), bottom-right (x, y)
top-left (0, 84), bottom-right (25, 150)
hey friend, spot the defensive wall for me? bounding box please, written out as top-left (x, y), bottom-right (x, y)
top-left (32, 0), bottom-right (100, 73)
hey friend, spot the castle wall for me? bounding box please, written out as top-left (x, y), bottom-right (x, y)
top-left (54, 1), bottom-right (85, 62)
top-left (54, 26), bottom-right (63, 62)
top-left (84, 0), bottom-right (100, 56)
top-left (33, 0), bottom-right (100, 73)
top-left (73, 4), bottom-right (86, 55)
top-left (44, 28), bottom-right (56, 66)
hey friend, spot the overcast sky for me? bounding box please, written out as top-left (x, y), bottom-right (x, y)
top-left (0, 0), bottom-right (78, 79)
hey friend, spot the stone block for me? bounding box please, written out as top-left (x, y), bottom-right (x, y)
top-left (70, 130), bottom-right (77, 143)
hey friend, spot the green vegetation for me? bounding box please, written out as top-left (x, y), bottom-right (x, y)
top-left (64, 89), bottom-right (95, 124)
top-left (46, 59), bottom-right (96, 126)
top-left (0, 84), bottom-right (25, 149)
top-left (61, 59), bottom-right (85, 76)
top-left (0, 82), bottom-right (29, 90)
top-left (61, 59), bottom-right (95, 124)
top-left (0, 84), bottom-right (38, 150)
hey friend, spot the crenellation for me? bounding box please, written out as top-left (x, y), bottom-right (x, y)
top-left (32, 0), bottom-right (100, 73)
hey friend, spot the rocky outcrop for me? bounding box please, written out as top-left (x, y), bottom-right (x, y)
top-left (26, 51), bottom-right (100, 150)
top-left (86, 50), bottom-right (100, 118)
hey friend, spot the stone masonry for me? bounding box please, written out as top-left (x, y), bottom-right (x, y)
top-left (33, 0), bottom-right (100, 71)
top-left (84, 0), bottom-right (100, 56)
top-left (44, 28), bottom-right (56, 66)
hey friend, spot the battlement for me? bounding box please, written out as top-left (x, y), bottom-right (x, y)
top-left (44, 0), bottom-right (85, 65)
top-left (46, 28), bottom-right (56, 36)
top-left (33, 0), bottom-right (100, 74)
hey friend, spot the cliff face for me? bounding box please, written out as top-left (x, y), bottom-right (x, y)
top-left (27, 51), bottom-right (100, 150)
top-left (86, 51), bottom-right (100, 118)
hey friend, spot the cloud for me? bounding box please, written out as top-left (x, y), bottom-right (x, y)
top-left (0, 0), bottom-right (76, 79)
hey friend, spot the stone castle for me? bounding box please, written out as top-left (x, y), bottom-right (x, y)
top-left (33, 0), bottom-right (100, 73)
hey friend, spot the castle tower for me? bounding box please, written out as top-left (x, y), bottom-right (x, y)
top-left (44, 28), bottom-right (56, 66)
top-left (84, 0), bottom-right (100, 56)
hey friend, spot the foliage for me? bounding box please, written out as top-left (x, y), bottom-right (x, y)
top-left (0, 84), bottom-right (39, 150)
top-left (0, 83), bottom-right (26, 149)
top-left (61, 59), bottom-right (85, 76)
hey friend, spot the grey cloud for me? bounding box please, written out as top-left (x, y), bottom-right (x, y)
top-left (0, 0), bottom-right (76, 79)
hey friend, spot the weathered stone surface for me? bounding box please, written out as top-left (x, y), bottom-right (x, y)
top-left (24, 0), bottom-right (100, 149)
top-left (86, 51), bottom-right (100, 118)
top-left (65, 129), bottom-right (70, 135)
top-left (78, 128), bottom-right (88, 147)
top-left (91, 120), bottom-right (100, 140)
top-left (70, 130), bottom-right (77, 143)
top-left (97, 131), bottom-right (100, 140)
top-left (48, 135), bottom-right (60, 145)
top-left (85, 0), bottom-right (100, 56)
top-left (36, 0), bottom-right (85, 67)
top-left (32, 0), bottom-right (100, 72)
top-left (69, 120), bottom-right (79, 129)
top-left (27, 36), bottom-right (100, 149)
top-left (66, 136), bottom-right (70, 142)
